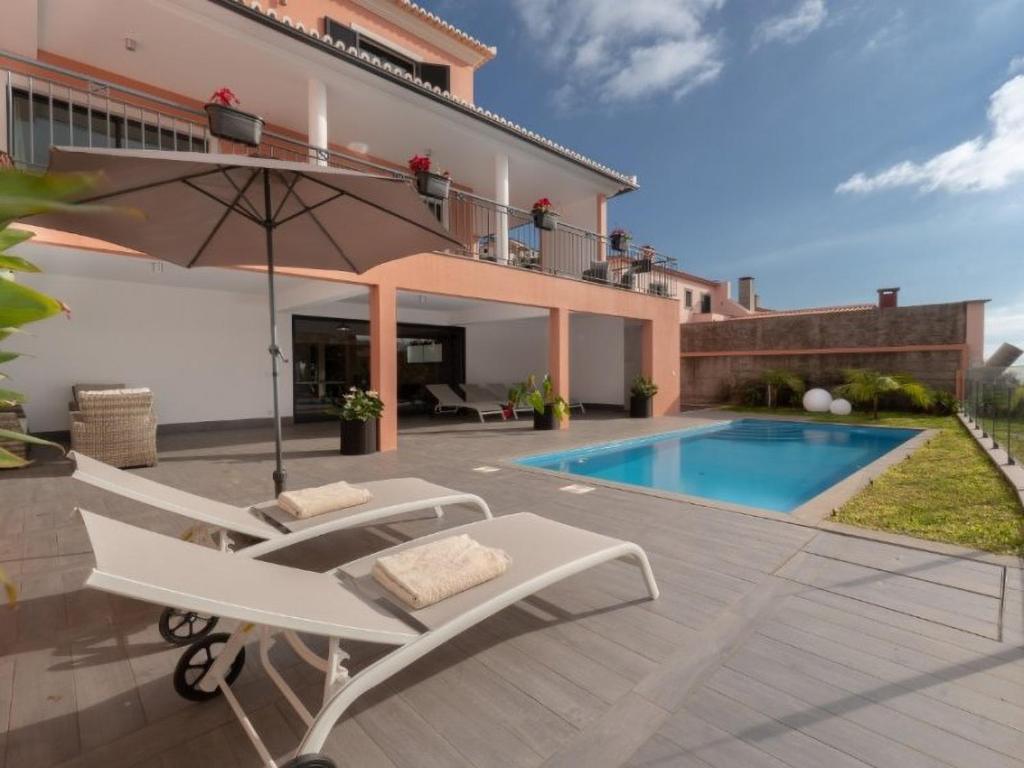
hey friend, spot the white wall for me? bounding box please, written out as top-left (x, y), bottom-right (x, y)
top-left (465, 314), bottom-right (625, 405)
top-left (570, 314), bottom-right (624, 405)
top-left (8, 273), bottom-right (277, 431)
top-left (464, 316), bottom-right (548, 386)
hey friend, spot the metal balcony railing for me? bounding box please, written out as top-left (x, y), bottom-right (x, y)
top-left (1, 57), bottom-right (679, 299)
top-left (963, 366), bottom-right (1024, 466)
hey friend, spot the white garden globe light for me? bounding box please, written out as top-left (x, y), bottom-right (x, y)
top-left (803, 388), bottom-right (833, 413)
top-left (830, 398), bottom-right (852, 416)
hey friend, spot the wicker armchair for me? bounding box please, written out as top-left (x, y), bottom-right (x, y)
top-left (70, 387), bottom-right (157, 468)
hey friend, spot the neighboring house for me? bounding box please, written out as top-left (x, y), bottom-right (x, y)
top-left (0, 1), bottom-right (987, 446)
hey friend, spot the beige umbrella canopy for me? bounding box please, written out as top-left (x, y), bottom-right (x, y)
top-left (31, 147), bottom-right (462, 493)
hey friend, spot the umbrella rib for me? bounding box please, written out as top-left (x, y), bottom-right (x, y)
top-left (184, 168), bottom-right (263, 268)
top-left (218, 167), bottom-right (265, 221)
top-left (271, 171), bottom-right (303, 223)
top-left (75, 166), bottom-right (228, 204)
top-left (180, 178), bottom-right (263, 227)
top-left (273, 190), bottom-right (347, 227)
top-left (288, 187), bottom-right (358, 271)
top-left (297, 172), bottom-right (464, 249)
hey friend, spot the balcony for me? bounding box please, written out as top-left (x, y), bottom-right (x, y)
top-left (1, 60), bottom-right (679, 299)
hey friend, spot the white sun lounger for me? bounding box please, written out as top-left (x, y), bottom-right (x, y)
top-left (425, 383), bottom-right (505, 423)
top-left (70, 450), bottom-right (492, 643)
top-left (80, 509), bottom-right (658, 768)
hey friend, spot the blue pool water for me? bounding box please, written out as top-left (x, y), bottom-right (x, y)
top-left (517, 419), bottom-right (920, 513)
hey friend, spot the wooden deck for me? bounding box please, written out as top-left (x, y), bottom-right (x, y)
top-left (0, 412), bottom-right (1021, 768)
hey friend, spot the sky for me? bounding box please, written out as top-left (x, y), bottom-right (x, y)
top-left (423, 0), bottom-right (1024, 357)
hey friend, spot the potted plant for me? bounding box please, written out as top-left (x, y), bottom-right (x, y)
top-left (629, 375), bottom-right (658, 418)
top-left (326, 387), bottom-right (383, 455)
top-left (513, 374), bottom-right (569, 430)
top-left (409, 154), bottom-right (451, 200)
top-left (531, 198), bottom-right (559, 231)
top-left (204, 88), bottom-right (264, 147)
top-left (610, 228), bottom-right (632, 252)
top-left (634, 244), bottom-right (655, 273)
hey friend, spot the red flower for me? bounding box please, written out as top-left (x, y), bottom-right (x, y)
top-left (532, 197), bottom-right (553, 213)
top-left (209, 87), bottom-right (239, 107)
top-left (408, 155), bottom-right (432, 174)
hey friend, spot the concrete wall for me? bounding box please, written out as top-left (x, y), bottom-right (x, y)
top-left (464, 317), bottom-right (548, 388)
top-left (570, 314), bottom-right (624, 406)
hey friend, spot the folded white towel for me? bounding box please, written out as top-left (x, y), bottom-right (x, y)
top-left (277, 481), bottom-right (372, 519)
top-left (372, 534), bottom-right (511, 610)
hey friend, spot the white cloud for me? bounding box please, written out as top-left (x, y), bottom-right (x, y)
top-left (752, 0), bottom-right (827, 48)
top-left (984, 299), bottom-right (1024, 360)
top-left (837, 75), bottom-right (1024, 194)
top-left (1010, 55), bottom-right (1024, 76)
top-left (514, 0), bottom-right (725, 105)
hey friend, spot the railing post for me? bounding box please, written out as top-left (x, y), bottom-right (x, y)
top-left (307, 78), bottom-right (328, 167)
top-left (0, 72), bottom-right (8, 157)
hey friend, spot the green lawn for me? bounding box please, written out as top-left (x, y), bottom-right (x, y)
top-left (724, 407), bottom-right (1024, 555)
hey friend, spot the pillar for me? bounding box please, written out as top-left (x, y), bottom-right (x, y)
top-left (370, 284), bottom-right (398, 451)
top-left (307, 78), bottom-right (328, 165)
top-left (548, 307), bottom-right (570, 430)
top-left (596, 193), bottom-right (607, 261)
top-left (494, 153), bottom-right (509, 264)
top-left (641, 318), bottom-right (655, 408)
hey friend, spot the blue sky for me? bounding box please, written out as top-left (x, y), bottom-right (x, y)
top-left (425, 0), bottom-right (1024, 356)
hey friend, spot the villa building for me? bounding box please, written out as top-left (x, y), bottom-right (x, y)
top-left (0, 0), bottom-right (985, 449)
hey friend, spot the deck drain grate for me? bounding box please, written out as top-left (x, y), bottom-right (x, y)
top-left (473, 466), bottom-right (500, 473)
top-left (560, 484), bottom-right (595, 494)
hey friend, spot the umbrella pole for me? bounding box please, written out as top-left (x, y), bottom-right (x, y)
top-left (263, 170), bottom-right (287, 495)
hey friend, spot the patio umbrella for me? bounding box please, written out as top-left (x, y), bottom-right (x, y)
top-left (30, 147), bottom-right (462, 494)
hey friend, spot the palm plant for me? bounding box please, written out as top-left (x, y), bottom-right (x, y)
top-left (760, 368), bottom-right (805, 409)
top-left (835, 369), bottom-right (933, 419)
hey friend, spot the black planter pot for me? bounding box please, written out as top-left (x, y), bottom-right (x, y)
top-left (205, 104), bottom-right (264, 147)
top-left (610, 234), bottom-right (630, 252)
top-left (532, 211), bottom-right (559, 231)
top-left (340, 418), bottom-right (378, 455)
top-left (415, 170), bottom-right (451, 200)
top-left (533, 404), bottom-right (557, 431)
top-left (629, 395), bottom-right (653, 418)
top-left (631, 257), bottom-right (653, 273)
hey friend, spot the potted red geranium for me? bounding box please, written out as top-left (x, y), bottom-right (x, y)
top-left (531, 198), bottom-right (558, 231)
top-left (610, 228), bottom-right (631, 252)
top-left (409, 154), bottom-right (451, 200)
top-left (205, 88), bottom-right (264, 147)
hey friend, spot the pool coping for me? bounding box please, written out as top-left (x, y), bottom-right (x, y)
top-left (501, 412), bottom-right (937, 526)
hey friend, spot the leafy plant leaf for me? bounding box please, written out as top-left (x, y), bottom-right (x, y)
top-left (0, 445), bottom-right (29, 471)
top-left (0, 255), bottom-right (41, 272)
top-left (0, 227), bottom-right (35, 254)
top-left (0, 351), bottom-right (19, 364)
top-left (0, 388), bottom-right (25, 406)
top-left (0, 428), bottom-right (64, 453)
top-left (0, 279), bottom-right (64, 328)
top-left (0, 169), bottom-right (99, 225)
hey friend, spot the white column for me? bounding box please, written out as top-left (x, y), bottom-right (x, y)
top-left (307, 78), bottom-right (328, 166)
top-left (494, 153), bottom-right (509, 264)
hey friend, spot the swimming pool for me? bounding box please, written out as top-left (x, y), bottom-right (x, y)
top-left (517, 419), bottom-right (920, 513)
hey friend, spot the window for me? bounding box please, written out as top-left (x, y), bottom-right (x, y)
top-left (324, 17), bottom-right (452, 92)
top-left (8, 88), bottom-right (206, 168)
top-left (700, 293), bottom-right (712, 314)
top-left (684, 289), bottom-right (693, 309)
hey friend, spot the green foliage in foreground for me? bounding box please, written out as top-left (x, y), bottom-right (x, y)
top-left (725, 406), bottom-right (1023, 554)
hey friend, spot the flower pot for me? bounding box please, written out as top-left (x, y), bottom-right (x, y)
top-left (205, 104), bottom-right (264, 147)
top-left (340, 418), bottom-right (377, 455)
top-left (629, 394), bottom-right (653, 418)
top-left (532, 211), bottom-right (559, 231)
top-left (610, 234), bottom-right (630, 252)
top-left (631, 257), bottom-right (653, 274)
top-left (415, 170), bottom-right (451, 200)
top-left (533, 404), bottom-right (557, 431)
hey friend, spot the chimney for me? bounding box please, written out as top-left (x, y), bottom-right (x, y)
top-left (738, 276), bottom-right (755, 311)
top-left (877, 287), bottom-right (899, 309)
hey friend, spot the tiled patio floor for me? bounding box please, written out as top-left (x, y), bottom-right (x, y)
top-left (1, 412), bottom-right (1022, 768)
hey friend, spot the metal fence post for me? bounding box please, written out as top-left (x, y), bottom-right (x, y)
top-left (1008, 386), bottom-right (1015, 465)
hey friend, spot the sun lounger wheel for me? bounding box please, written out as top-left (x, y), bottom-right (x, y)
top-left (158, 606), bottom-right (219, 645)
top-left (281, 755), bottom-right (337, 768)
top-left (172, 632), bottom-right (245, 702)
